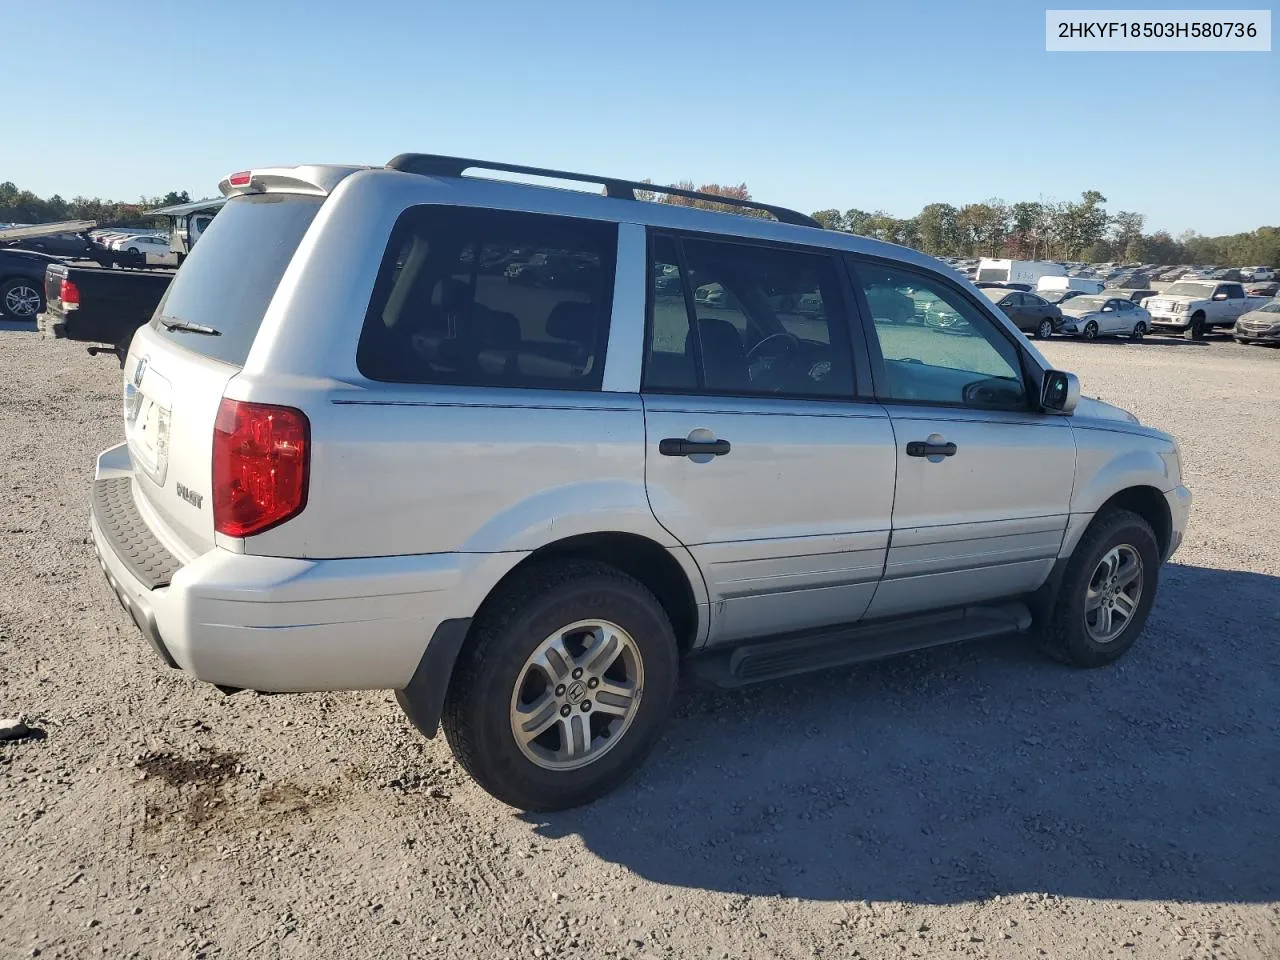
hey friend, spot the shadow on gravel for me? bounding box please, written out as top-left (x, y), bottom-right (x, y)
top-left (0, 319), bottom-right (38, 333)
top-left (525, 563), bottom-right (1280, 904)
top-left (1054, 335), bottom-right (1212, 348)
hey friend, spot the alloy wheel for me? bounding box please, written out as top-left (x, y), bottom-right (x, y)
top-left (1084, 545), bottom-right (1143, 643)
top-left (3, 283), bottom-right (41, 319)
top-left (509, 619), bottom-right (644, 771)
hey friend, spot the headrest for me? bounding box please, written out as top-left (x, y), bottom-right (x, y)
top-left (546, 301), bottom-right (597, 345)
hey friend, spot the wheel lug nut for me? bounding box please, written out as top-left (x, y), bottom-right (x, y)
top-left (560, 705), bottom-right (571, 717)
top-left (555, 684), bottom-right (566, 696)
top-left (581, 700), bottom-right (591, 712)
top-left (587, 677), bottom-right (598, 689)
top-left (571, 668), bottom-right (583, 680)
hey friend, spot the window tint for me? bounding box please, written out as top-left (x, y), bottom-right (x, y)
top-left (151, 194), bottom-right (322, 365)
top-left (1226, 284), bottom-right (1246, 299)
top-left (1026, 293), bottom-right (1047, 306)
top-left (358, 207), bottom-right (616, 390)
top-left (854, 262), bottom-right (1029, 410)
top-left (644, 234), bottom-right (855, 399)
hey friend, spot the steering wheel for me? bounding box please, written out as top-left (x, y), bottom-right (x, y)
top-left (746, 332), bottom-right (800, 366)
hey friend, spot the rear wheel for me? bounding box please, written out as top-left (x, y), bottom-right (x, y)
top-left (0, 278), bottom-right (44, 320)
top-left (1041, 509), bottom-right (1159, 667)
top-left (1184, 313), bottom-right (1205, 340)
top-left (439, 560), bottom-right (679, 810)
top-left (1036, 318), bottom-right (1054, 339)
top-left (1130, 321), bottom-right (1146, 340)
top-left (1083, 320), bottom-right (1099, 340)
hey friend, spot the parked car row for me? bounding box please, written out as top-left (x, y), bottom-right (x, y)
top-left (939, 257), bottom-right (1275, 288)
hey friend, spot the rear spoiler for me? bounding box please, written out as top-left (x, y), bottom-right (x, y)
top-left (218, 165), bottom-right (371, 198)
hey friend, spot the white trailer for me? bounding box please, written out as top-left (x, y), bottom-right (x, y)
top-left (975, 258), bottom-right (1067, 288)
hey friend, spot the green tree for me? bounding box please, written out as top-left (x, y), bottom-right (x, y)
top-left (1110, 211), bottom-right (1145, 259)
top-left (810, 209), bottom-right (847, 231)
top-left (915, 203), bottom-right (961, 256)
top-left (843, 209), bottom-right (875, 237)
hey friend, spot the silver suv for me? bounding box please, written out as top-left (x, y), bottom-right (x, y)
top-left (90, 155), bottom-right (1192, 810)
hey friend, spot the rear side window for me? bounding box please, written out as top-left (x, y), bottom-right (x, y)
top-left (151, 194), bottom-right (322, 365)
top-left (357, 207), bottom-right (617, 390)
top-left (643, 232), bottom-right (855, 399)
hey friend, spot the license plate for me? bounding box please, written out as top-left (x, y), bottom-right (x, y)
top-left (126, 361), bottom-right (172, 485)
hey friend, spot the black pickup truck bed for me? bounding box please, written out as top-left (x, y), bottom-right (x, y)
top-left (38, 262), bottom-right (173, 360)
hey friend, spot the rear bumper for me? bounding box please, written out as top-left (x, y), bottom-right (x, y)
top-left (36, 311), bottom-right (68, 339)
top-left (90, 443), bottom-right (525, 692)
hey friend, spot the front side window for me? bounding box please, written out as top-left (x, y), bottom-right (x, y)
top-left (358, 207), bottom-right (616, 389)
top-left (644, 233), bottom-right (855, 399)
top-left (853, 261), bottom-right (1029, 410)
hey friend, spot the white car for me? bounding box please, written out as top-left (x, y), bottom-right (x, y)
top-left (1244, 267), bottom-right (1275, 282)
top-left (124, 235), bottom-right (170, 254)
top-left (111, 235), bottom-right (168, 253)
top-left (1144, 280), bottom-right (1253, 340)
top-left (1057, 295), bottom-right (1152, 340)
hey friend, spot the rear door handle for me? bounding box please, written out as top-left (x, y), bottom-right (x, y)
top-left (906, 440), bottom-right (957, 458)
top-left (659, 438), bottom-right (731, 457)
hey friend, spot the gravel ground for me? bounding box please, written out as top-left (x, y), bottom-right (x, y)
top-left (2, 325), bottom-right (1278, 960)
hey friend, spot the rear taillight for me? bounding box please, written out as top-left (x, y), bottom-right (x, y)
top-left (60, 277), bottom-right (80, 310)
top-left (212, 399), bottom-right (309, 537)
top-left (227, 171), bottom-right (253, 187)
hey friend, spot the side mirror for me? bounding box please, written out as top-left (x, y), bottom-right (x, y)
top-left (1041, 370), bottom-right (1079, 414)
top-left (1212, 292), bottom-right (1228, 301)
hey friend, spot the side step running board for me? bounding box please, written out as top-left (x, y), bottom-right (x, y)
top-left (688, 602), bottom-right (1032, 688)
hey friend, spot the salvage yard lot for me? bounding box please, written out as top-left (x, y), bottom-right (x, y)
top-left (1, 329), bottom-right (1277, 960)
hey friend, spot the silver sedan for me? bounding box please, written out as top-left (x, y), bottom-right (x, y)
top-left (1057, 295), bottom-right (1152, 340)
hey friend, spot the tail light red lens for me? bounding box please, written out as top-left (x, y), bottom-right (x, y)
top-left (212, 399), bottom-right (310, 537)
top-left (227, 171), bottom-right (253, 187)
top-left (60, 277), bottom-right (81, 309)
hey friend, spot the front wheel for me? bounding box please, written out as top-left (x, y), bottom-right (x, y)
top-left (1184, 314), bottom-right (1205, 340)
top-left (438, 560), bottom-right (679, 810)
top-left (1083, 320), bottom-right (1099, 340)
top-left (1036, 318), bottom-right (1054, 340)
top-left (1040, 509), bottom-right (1160, 667)
top-left (1130, 321), bottom-right (1146, 341)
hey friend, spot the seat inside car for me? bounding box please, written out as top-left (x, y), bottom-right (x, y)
top-left (688, 317), bottom-right (748, 391)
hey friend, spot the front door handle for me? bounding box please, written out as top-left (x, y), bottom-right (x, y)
top-left (906, 440), bottom-right (957, 458)
top-left (659, 438), bottom-right (731, 457)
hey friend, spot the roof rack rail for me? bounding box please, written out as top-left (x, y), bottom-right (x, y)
top-left (385, 153), bottom-right (821, 229)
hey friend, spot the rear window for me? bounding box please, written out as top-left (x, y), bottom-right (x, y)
top-left (976, 267), bottom-right (1008, 282)
top-left (356, 206), bottom-right (617, 390)
top-left (150, 194), bottom-right (322, 365)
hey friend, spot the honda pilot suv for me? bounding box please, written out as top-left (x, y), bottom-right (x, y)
top-left (90, 155), bottom-right (1192, 810)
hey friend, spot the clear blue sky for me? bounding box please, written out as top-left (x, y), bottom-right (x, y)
top-left (2, 0), bottom-right (1276, 235)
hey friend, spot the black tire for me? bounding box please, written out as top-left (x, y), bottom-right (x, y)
top-left (0, 277), bottom-right (45, 320)
top-left (1083, 320), bottom-right (1099, 340)
top-left (1040, 508), bottom-right (1160, 668)
top-left (1036, 318), bottom-right (1054, 339)
top-left (1130, 321), bottom-right (1146, 341)
top-left (1184, 313), bottom-right (1205, 340)
top-left (439, 560), bottom-right (679, 810)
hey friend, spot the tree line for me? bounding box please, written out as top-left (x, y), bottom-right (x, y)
top-left (809, 192), bottom-right (1278, 268)
top-left (637, 181), bottom-right (1276, 268)
top-left (0, 182), bottom-right (192, 229)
